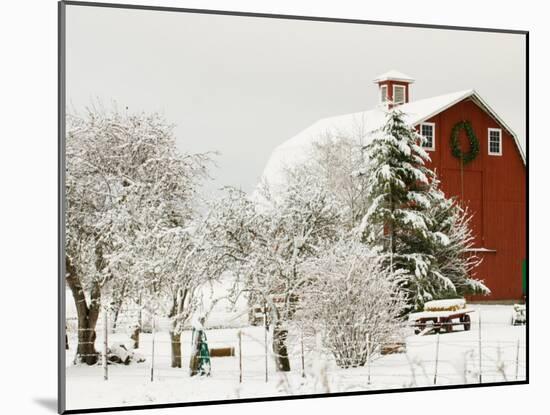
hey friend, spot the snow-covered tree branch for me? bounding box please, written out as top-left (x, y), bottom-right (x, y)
top-left (206, 170), bottom-right (344, 371)
top-left (66, 108), bottom-right (211, 365)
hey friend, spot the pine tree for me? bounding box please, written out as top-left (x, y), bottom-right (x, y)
top-left (357, 106), bottom-right (484, 310)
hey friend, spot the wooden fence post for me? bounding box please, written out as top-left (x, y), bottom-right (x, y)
top-left (433, 332), bottom-right (440, 385)
top-left (366, 333), bottom-right (371, 385)
top-left (515, 339), bottom-right (520, 380)
top-left (238, 330), bottom-right (243, 383)
top-left (301, 331), bottom-right (305, 378)
top-left (103, 308), bottom-right (108, 381)
top-left (150, 315), bottom-right (156, 382)
top-left (478, 313), bottom-right (482, 383)
top-left (264, 306), bottom-right (268, 383)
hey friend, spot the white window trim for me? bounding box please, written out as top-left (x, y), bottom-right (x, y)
top-left (393, 84), bottom-right (406, 104)
top-left (488, 128), bottom-right (502, 156)
top-left (380, 85), bottom-right (388, 103)
top-left (420, 122), bottom-right (436, 151)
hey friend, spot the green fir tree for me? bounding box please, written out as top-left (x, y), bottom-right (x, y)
top-left (358, 106), bottom-right (486, 310)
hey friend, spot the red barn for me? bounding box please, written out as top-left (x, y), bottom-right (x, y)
top-left (374, 70), bottom-right (526, 301)
top-left (262, 70), bottom-right (526, 301)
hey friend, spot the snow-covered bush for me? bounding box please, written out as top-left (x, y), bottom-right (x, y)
top-left (297, 239), bottom-right (405, 368)
top-left (107, 343), bottom-right (146, 365)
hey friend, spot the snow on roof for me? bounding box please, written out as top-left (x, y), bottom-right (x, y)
top-left (373, 70), bottom-right (415, 83)
top-left (259, 89), bottom-right (525, 193)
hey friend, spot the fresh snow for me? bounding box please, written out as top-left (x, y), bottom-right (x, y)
top-left (408, 308), bottom-right (475, 320)
top-left (424, 299), bottom-right (466, 311)
top-left (65, 304), bottom-right (526, 411)
top-left (373, 70), bottom-right (415, 83)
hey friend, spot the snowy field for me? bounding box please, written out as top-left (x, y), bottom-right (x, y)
top-left (65, 304), bottom-right (526, 411)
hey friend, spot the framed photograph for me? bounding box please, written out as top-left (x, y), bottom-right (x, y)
top-left (59, 1), bottom-right (528, 413)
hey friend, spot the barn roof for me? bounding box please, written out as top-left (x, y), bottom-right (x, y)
top-left (261, 89), bottom-right (525, 191)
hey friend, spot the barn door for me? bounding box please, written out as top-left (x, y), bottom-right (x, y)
top-left (440, 169), bottom-right (484, 246)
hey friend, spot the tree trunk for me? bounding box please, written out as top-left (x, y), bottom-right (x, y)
top-left (130, 326), bottom-right (140, 349)
top-left (170, 331), bottom-right (182, 368)
top-left (111, 303), bottom-right (121, 331)
top-left (110, 279), bottom-right (127, 331)
top-left (272, 322), bottom-right (291, 372)
top-left (76, 322), bottom-right (98, 365)
top-left (132, 295), bottom-right (142, 349)
top-left (66, 255), bottom-right (100, 365)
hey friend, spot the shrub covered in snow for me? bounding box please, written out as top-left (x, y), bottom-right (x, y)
top-left (297, 239), bottom-right (405, 368)
top-left (106, 343), bottom-right (146, 365)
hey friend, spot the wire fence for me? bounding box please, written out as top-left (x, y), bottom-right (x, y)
top-left (65, 307), bottom-right (527, 389)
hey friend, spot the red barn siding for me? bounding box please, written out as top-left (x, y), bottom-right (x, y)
top-left (419, 98), bottom-right (526, 301)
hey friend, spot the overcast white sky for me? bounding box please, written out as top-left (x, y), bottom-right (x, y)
top-left (66, 4), bottom-right (526, 194)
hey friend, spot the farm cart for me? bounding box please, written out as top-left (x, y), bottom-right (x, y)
top-left (409, 309), bottom-right (474, 335)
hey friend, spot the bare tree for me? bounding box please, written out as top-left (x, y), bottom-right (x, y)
top-left (309, 132), bottom-right (369, 229)
top-left (137, 222), bottom-right (219, 368)
top-left (207, 172), bottom-right (343, 371)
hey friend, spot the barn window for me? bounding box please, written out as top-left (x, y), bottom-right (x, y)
top-left (488, 128), bottom-right (502, 155)
top-left (420, 122), bottom-right (435, 151)
top-left (393, 85), bottom-right (406, 104)
top-left (380, 85), bottom-right (388, 104)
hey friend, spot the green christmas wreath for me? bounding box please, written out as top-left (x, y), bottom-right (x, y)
top-left (450, 120), bottom-right (479, 164)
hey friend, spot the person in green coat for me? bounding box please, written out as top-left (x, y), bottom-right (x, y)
top-left (189, 316), bottom-right (211, 377)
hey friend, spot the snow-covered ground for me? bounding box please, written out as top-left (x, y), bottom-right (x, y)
top-left (65, 304), bottom-right (526, 411)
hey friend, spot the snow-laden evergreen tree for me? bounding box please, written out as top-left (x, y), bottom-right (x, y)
top-left (357, 106), bottom-right (485, 311)
top-left (297, 239), bottom-right (405, 368)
